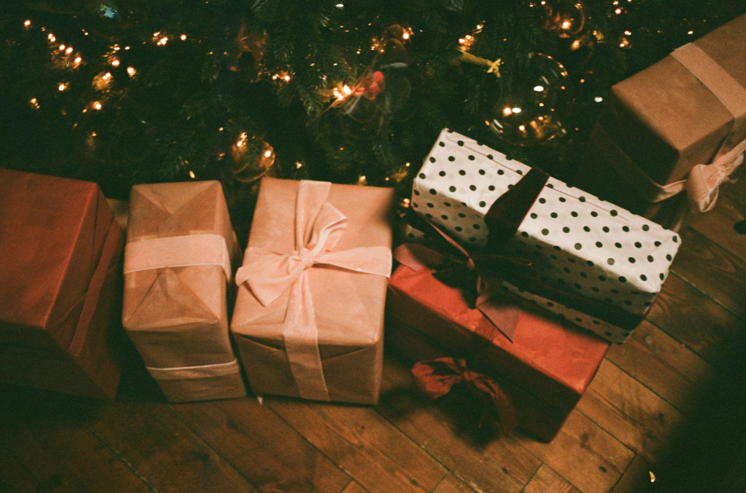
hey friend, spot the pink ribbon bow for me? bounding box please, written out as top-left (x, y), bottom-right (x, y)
top-left (235, 180), bottom-right (392, 401)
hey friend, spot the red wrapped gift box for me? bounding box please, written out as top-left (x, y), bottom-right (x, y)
top-left (0, 169), bottom-right (123, 400)
top-left (387, 261), bottom-right (609, 442)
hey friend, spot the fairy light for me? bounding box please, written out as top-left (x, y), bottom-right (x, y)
top-left (58, 83), bottom-right (68, 91)
top-left (59, 44), bottom-right (66, 51)
top-left (92, 101), bottom-right (102, 110)
top-left (615, 8), bottom-right (622, 14)
top-left (624, 30), bottom-right (632, 35)
top-left (124, 46), bottom-right (130, 50)
top-left (74, 56), bottom-right (82, 65)
top-left (158, 36), bottom-right (169, 46)
top-left (264, 149), bottom-right (272, 158)
top-left (127, 66), bottom-right (136, 76)
top-left (113, 45), bottom-right (121, 51)
top-left (180, 34), bottom-right (187, 41)
top-left (687, 30), bottom-right (694, 35)
top-left (503, 107), bottom-right (513, 116)
top-left (91, 132), bottom-right (97, 137)
top-left (24, 20), bottom-right (31, 28)
top-left (103, 72), bottom-right (112, 80)
top-left (236, 132), bottom-right (248, 148)
top-left (29, 98), bottom-right (40, 109)
top-left (405, 162), bottom-right (411, 167)
top-left (594, 96), bottom-right (603, 102)
top-left (48, 33), bottom-right (56, 42)
top-left (295, 161), bottom-right (303, 169)
top-left (358, 175), bottom-right (367, 185)
top-left (65, 47), bottom-right (73, 55)
top-left (111, 59), bottom-right (120, 67)
top-left (189, 170), bottom-right (196, 179)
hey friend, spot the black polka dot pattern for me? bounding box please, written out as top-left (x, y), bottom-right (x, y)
top-left (410, 129), bottom-right (681, 343)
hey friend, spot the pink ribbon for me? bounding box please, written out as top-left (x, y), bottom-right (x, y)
top-left (235, 180), bottom-right (392, 401)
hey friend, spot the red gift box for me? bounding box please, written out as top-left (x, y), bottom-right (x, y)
top-left (0, 170), bottom-right (123, 399)
top-left (386, 260), bottom-right (609, 442)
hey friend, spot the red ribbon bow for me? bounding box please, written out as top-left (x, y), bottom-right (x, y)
top-left (411, 358), bottom-right (518, 434)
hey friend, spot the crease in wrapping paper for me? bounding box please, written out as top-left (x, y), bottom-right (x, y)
top-left (231, 177), bottom-right (394, 405)
top-left (594, 43), bottom-right (746, 213)
top-left (235, 180), bottom-right (392, 402)
top-left (122, 181), bottom-right (245, 401)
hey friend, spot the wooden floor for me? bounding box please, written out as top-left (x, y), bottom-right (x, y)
top-left (3, 171), bottom-right (746, 493)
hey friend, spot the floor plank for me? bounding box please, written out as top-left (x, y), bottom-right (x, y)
top-left (609, 455), bottom-right (656, 493)
top-left (433, 473), bottom-right (477, 493)
top-left (646, 273), bottom-right (744, 364)
top-left (341, 481), bottom-right (370, 493)
top-left (686, 195), bottom-right (746, 263)
top-left (171, 398), bottom-right (351, 493)
top-left (671, 227), bottom-right (746, 319)
top-left (377, 356), bottom-right (540, 493)
top-left (266, 395), bottom-right (448, 493)
top-left (522, 465), bottom-right (580, 493)
top-left (576, 361), bottom-right (686, 464)
top-left (86, 401), bottom-right (255, 493)
top-left (606, 320), bottom-right (714, 414)
top-left (513, 411), bottom-right (634, 493)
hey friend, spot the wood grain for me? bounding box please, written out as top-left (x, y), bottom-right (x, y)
top-left (523, 465), bottom-right (581, 493)
top-left (513, 411), bottom-right (634, 493)
top-left (671, 227), bottom-right (746, 319)
top-left (576, 361), bottom-right (685, 463)
top-left (646, 273), bottom-right (744, 364)
top-left (171, 398), bottom-right (351, 493)
top-left (341, 481), bottom-right (370, 493)
top-left (606, 320), bottom-right (714, 414)
top-left (432, 474), bottom-right (476, 493)
top-left (686, 195), bottom-right (746, 263)
top-left (377, 356), bottom-right (540, 493)
top-left (87, 402), bottom-right (255, 493)
top-left (266, 395), bottom-right (447, 493)
top-left (609, 455), bottom-right (656, 493)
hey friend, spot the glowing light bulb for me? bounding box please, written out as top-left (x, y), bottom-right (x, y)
top-left (103, 72), bottom-right (112, 80)
top-left (402, 32), bottom-right (410, 40)
top-left (283, 74), bottom-right (291, 82)
top-left (342, 85), bottom-right (352, 95)
top-left (24, 20), bottom-right (31, 28)
top-left (29, 98), bottom-right (40, 109)
top-left (111, 59), bottom-right (120, 67)
top-left (503, 107), bottom-right (513, 116)
top-left (59, 44), bottom-right (66, 51)
top-left (124, 46), bottom-right (130, 50)
top-left (58, 83), bottom-right (68, 91)
top-left (594, 96), bottom-right (603, 102)
top-left (180, 34), bottom-right (187, 41)
top-left (512, 107), bottom-right (522, 114)
top-left (561, 21), bottom-right (571, 29)
top-left (518, 125), bottom-right (526, 131)
top-left (93, 101), bottom-right (102, 110)
top-left (264, 149), bottom-right (273, 158)
top-left (127, 67), bottom-right (136, 76)
top-left (48, 33), bottom-right (56, 42)
top-left (66, 47), bottom-right (73, 55)
top-left (189, 170), bottom-right (196, 179)
top-left (533, 85), bottom-right (544, 92)
top-left (74, 56), bottom-right (82, 65)
top-left (295, 161), bottom-right (303, 169)
top-left (157, 36), bottom-right (168, 46)
top-left (615, 8), bottom-right (622, 14)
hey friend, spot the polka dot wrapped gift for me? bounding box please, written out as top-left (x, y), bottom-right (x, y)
top-left (411, 129), bottom-right (681, 344)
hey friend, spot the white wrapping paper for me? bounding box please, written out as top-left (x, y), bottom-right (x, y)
top-left (411, 129), bottom-right (681, 343)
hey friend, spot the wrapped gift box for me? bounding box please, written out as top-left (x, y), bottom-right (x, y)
top-left (231, 178), bottom-right (394, 405)
top-left (387, 259), bottom-right (609, 442)
top-left (413, 129), bottom-right (680, 343)
top-left (0, 170), bottom-right (123, 399)
top-left (122, 181), bottom-right (246, 402)
top-left (575, 14), bottom-right (746, 230)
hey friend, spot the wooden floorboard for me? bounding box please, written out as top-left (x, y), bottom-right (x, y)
top-left (3, 198), bottom-right (746, 493)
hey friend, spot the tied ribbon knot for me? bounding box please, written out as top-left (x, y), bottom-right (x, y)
top-left (411, 358), bottom-right (517, 433)
top-left (236, 180), bottom-right (392, 401)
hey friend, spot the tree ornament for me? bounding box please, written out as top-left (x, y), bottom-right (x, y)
top-left (230, 137), bottom-right (276, 184)
top-left (487, 54), bottom-right (572, 147)
top-left (538, 0), bottom-right (586, 39)
top-left (228, 18), bottom-right (266, 73)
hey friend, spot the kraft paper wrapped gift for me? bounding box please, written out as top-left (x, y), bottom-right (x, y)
top-left (122, 181), bottom-right (247, 402)
top-left (231, 178), bottom-right (394, 405)
top-left (386, 250), bottom-right (610, 442)
top-left (413, 129), bottom-right (681, 343)
top-left (575, 13), bottom-right (746, 230)
top-left (0, 170), bottom-right (123, 400)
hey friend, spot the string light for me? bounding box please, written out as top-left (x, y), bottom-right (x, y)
top-left (24, 20), bottom-right (31, 28)
top-left (594, 96), bottom-right (603, 102)
top-left (66, 47), bottom-right (73, 55)
top-left (113, 45), bottom-right (121, 51)
top-left (295, 161), bottom-right (303, 169)
top-left (358, 175), bottom-right (367, 185)
top-left (111, 59), bottom-right (120, 67)
top-left (687, 30), bottom-right (694, 35)
top-left (92, 101), bottom-right (102, 110)
top-left (103, 72), bottom-right (112, 80)
top-left (29, 98), bottom-right (40, 109)
top-left (59, 44), bottom-right (66, 51)
top-left (127, 67), bottom-right (137, 76)
top-left (58, 83), bottom-right (68, 91)
top-left (124, 46), bottom-right (131, 50)
top-left (189, 170), bottom-right (196, 179)
top-left (74, 56), bottom-right (82, 65)
top-left (333, 85), bottom-right (352, 101)
top-left (264, 149), bottom-right (273, 158)
top-left (236, 132), bottom-right (248, 148)
top-left (48, 33), bottom-right (56, 42)
top-left (180, 34), bottom-right (187, 41)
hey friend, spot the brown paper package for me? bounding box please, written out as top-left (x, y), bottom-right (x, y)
top-left (0, 169), bottom-right (123, 400)
top-left (122, 181), bottom-right (247, 402)
top-left (231, 178), bottom-right (394, 405)
top-left (575, 13), bottom-right (746, 229)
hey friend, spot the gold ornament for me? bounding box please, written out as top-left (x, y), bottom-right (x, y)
top-left (540, 0), bottom-right (586, 39)
top-left (487, 54), bottom-right (571, 147)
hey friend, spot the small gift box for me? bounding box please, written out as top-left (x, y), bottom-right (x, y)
top-left (387, 237), bottom-right (610, 442)
top-left (575, 14), bottom-right (746, 230)
top-left (0, 170), bottom-right (123, 399)
top-left (413, 129), bottom-right (680, 343)
top-left (122, 181), bottom-right (246, 402)
top-left (231, 178), bottom-right (394, 405)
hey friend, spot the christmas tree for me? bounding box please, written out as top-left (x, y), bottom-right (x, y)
top-left (2, 0), bottom-right (744, 211)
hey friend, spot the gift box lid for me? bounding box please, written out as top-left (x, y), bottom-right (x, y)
top-left (602, 13), bottom-right (746, 185)
top-left (0, 169), bottom-right (116, 350)
top-left (231, 178), bottom-right (394, 351)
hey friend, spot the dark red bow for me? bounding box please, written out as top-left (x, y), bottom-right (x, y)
top-left (411, 357), bottom-right (518, 434)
